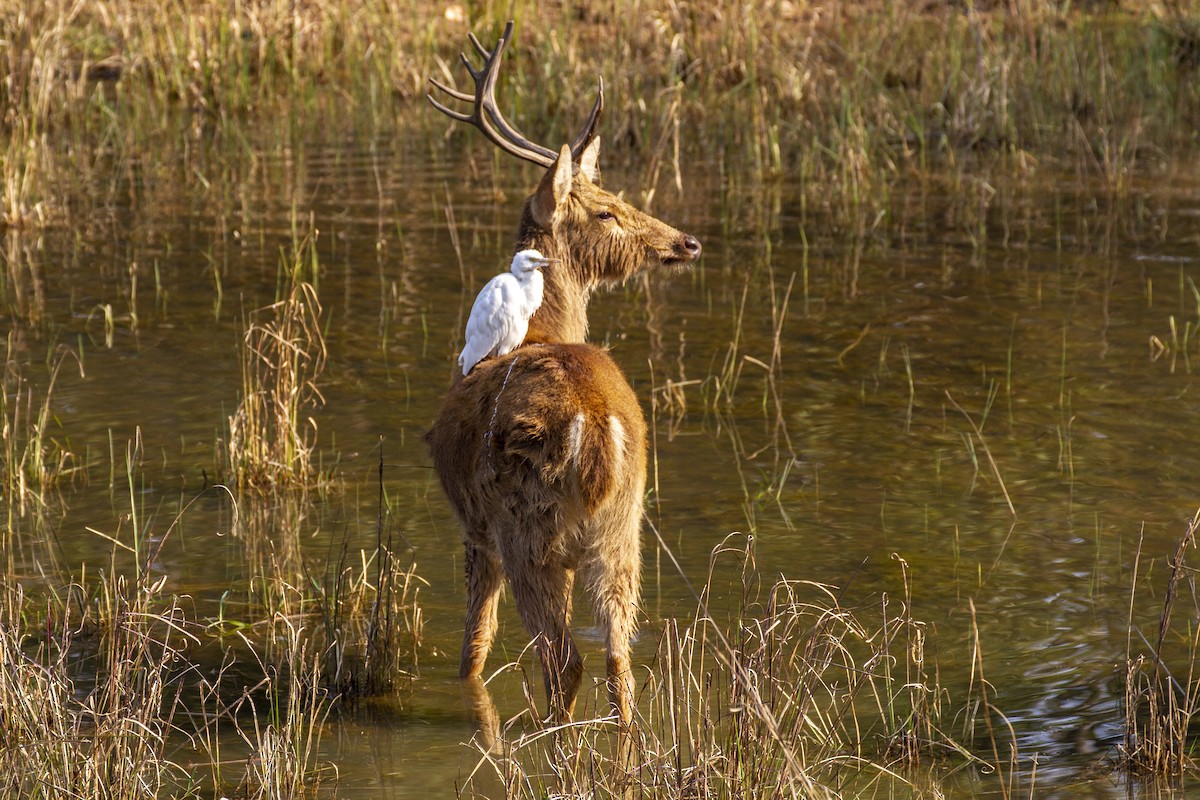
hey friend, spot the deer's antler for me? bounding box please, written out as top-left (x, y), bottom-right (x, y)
top-left (428, 21), bottom-right (603, 168)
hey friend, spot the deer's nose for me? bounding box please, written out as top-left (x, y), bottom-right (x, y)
top-left (681, 234), bottom-right (702, 259)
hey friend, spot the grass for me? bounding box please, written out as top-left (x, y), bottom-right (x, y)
top-left (317, 530), bottom-right (426, 698)
top-left (3, 1), bottom-right (1200, 234)
top-left (457, 536), bottom-right (994, 799)
top-left (2, 333), bottom-right (82, 523)
top-left (456, 523), bottom-right (1200, 798)
top-left (0, 431), bottom-right (424, 798)
top-left (226, 265), bottom-right (327, 494)
top-left (4, 422), bottom-right (1200, 799)
top-left (0, 577), bottom-right (193, 798)
top-left (1119, 509), bottom-right (1200, 777)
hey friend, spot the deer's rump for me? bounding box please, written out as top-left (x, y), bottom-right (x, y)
top-left (426, 342), bottom-right (648, 556)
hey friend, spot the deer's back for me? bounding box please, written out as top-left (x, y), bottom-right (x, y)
top-left (426, 343), bottom-right (647, 549)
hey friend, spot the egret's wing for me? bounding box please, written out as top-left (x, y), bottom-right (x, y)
top-left (490, 276), bottom-right (529, 356)
top-left (460, 275), bottom-right (512, 375)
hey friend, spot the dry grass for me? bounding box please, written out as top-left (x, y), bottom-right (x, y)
top-left (209, 617), bottom-right (335, 799)
top-left (1119, 509), bottom-right (1200, 777)
top-left (457, 536), bottom-right (992, 799)
top-left (2, 2), bottom-right (1200, 230)
top-left (227, 271), bottom-right (327, 494)
top-left (0, 454), bottom-right (361, 799)
top-left (317, 533), bottom-right (425, 698)
top-left (1, 333), bottom-right (82, 523)
top-left (0, 570), bottom-right (193, 798)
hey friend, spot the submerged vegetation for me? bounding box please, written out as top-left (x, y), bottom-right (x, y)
top-left (4, 1), bottom-right (1200, 798)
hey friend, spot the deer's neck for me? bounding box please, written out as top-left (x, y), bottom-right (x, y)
top-left (519, 235), bottom-right (592, 345)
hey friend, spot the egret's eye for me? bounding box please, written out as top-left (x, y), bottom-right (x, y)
top-left (597, 211), bottom-right (615, 221)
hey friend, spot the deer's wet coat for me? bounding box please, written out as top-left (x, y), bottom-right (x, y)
top-left (425, 21), bottom-right (701, 728)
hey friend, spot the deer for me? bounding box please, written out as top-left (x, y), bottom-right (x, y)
top-left (424, 21), bottom-right (702, 732)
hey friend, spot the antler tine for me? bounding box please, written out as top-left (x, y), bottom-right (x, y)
top-left (458, 52), bottom-right (481, 82)
top-left (568, 77), bottom-right (604, 160)
top-left (467, 31), bottom-right (491, 61)
top-left (428, 20), bottom-right (606, 171)
top-left (427, 79), bottom-right (474, 117)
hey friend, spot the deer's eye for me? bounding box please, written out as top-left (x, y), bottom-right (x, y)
top-left (597, 211), bottom-right (616, 221)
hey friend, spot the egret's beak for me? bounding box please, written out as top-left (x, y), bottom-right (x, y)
top-left (533, 258), bottom-right (557, 270)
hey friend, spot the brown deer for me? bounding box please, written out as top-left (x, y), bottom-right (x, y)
top-left (424, 22), bottom-right (701, 729)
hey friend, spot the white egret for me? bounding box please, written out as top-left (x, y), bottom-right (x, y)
top-left (459, 249), bottom-right (554, 375)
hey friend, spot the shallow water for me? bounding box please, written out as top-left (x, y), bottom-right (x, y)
top-left (6, 114), bottom-right (1200, 797)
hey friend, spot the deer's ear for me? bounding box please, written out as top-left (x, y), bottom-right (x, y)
top-left (579, 137), bottom-right (601, 183)
top-left (530, 144), bottom-right (574, 229)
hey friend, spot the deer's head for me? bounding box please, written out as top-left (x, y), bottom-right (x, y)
top-left (429, 21), bottom-right (701, 343)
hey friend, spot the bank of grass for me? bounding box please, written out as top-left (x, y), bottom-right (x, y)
top-left (3, 1), bottom-right (1200, 228)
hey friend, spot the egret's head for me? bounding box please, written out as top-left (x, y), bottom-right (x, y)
top-left (511, 249), bottom-right (557, 275)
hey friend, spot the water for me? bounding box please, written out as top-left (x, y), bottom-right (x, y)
top-left (6, 116), bottom-right (1200, 797)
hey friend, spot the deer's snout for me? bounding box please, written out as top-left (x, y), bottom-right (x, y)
top-left (663, 233), bottom-right (702, 266)
top-left (679, 234), bottom-right (702, 259)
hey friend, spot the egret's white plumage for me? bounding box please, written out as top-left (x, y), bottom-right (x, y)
top-left (459, 249), bottom-right (552, 375)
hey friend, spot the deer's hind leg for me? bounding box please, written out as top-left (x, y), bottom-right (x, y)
top-left (582, 500), bottom-right (643, 729)
top-left (503, 548), bottom-right (583, 723)
top-left (460, 542), bottom-right (504, 679)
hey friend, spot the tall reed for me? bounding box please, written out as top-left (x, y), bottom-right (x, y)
top-left (2, 334), bottom-right (81, 521)
top-left (227, 269), bottom-right (327, 494)
top-left (5, 2), bottom-right (1200, 231)
top-left (0, 570), bottom-right (194, 797)
top-left (317, 533), bottom-right (425, 698)
top-left (1120, 509), bottom-right (1200, 777)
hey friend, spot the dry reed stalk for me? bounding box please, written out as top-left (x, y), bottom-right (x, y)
top-left (0, 569), bottom-right (196, 798)
top-left (317, 534), bottom-right (425, 698)
top-left (5, 2), bottom-right (1198, 238)
top-left (456, 535), bottom-right (980, 798)
top-left (946, 390), bottom-right (1016, 518)
top-left (1119, 508), bottom-right (1200, 778)
top-left (227, 616), bottom-right (334, 799)
top-left (1, 335), bottom-right (82, 520)
top-left (227, 276), bottom-right (327, 494)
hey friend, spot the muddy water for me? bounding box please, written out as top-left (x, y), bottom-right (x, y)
top-left (6, 117), bottom-right (1200, 797)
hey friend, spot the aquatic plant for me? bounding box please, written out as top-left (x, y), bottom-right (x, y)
top-left (1, 334), bottom-right (81, 522)
top-left (1119, 510), bottom-right (1200, 778)
top-left (3, 1), bottom-right (1200, 231)
top-left (226, 254), bottom-right (327, 493)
